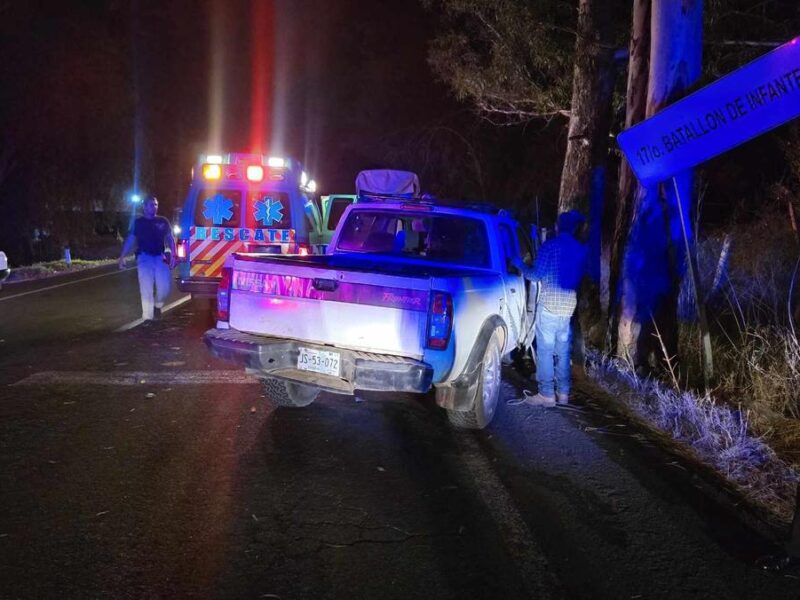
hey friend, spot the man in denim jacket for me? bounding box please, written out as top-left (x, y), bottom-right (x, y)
top-left (516, 210), bottom-right (587, 406)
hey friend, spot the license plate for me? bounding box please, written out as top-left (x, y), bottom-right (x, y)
top-left (297, 347), bottom-right (341, 377)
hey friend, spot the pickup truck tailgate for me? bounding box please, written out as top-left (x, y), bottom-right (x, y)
top-left (228, 255), bottom-right (431, 359)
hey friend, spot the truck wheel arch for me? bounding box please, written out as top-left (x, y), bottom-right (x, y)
top-left (435, 315), bottom-right (507, 412)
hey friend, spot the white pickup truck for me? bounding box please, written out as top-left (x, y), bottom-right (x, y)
top-left (204, 195), bottom-right (535, 429)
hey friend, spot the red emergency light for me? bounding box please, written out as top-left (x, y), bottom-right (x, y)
top-left (246, 165), bottom-right (265, 182)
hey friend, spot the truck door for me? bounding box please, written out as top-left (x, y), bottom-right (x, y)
top-left (498, 223), bottom-right (526, 351)
top-left (515, 223), bottom-right (537, 350)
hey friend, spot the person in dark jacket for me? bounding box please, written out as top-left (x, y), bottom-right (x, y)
top-left (119, 195), bottom-right (177, 320)
top-left (515, 210), bottom-right (587, 406)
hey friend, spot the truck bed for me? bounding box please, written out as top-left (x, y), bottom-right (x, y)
top-left (234, 252), bottom-right (493, 280)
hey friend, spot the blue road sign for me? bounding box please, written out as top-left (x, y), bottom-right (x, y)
top-left (618, 37), bottom-right (800, 185)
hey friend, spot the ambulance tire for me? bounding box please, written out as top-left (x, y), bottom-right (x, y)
top-left (446, 329), bottom-right (502, 430)
top-left (262, 377), bottom-right (319, 407)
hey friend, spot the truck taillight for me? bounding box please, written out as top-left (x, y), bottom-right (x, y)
top-left (176, 239), bottom-right (189, 261)
top-left (217, 267), bottom-right (232, 322)
top-left (426, 292), bottom-right (452, 350)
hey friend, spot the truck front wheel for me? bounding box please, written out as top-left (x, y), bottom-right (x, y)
top-left (446, 329), bottom-right (503, 429)
top-left (262, 377), bottom-right (319, 407)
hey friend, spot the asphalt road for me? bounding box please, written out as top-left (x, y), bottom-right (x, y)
top-left (0, 268), bottom-right (798, 599)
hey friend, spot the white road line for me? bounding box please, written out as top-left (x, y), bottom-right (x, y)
top-left (12, 370), bottom-right (259, 386)
top-left (114, 295), bottom-right (192, 332)
top-left (0, 268), bottom-right (135, 302)
top-left (115, 318), bottom-right (147, 332)
top-left (456, 434), bottom-right (559, 599)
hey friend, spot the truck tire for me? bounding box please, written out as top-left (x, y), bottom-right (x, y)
top-left (446, 329), bottom-right (503, 430)
top-left (262, 377), bottom-right (319, 407)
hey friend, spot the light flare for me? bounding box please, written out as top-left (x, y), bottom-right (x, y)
top-left (250, 0), bottom-right (275, 154)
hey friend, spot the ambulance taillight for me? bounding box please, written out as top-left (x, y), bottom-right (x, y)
top-left (217, 267), bottom-right (233, 322)
top-left (176, 239), bottom-right (189, 261)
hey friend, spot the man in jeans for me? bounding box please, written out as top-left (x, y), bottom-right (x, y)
top-left (119, 195), bottom-right (177, 320)
top-left (516, 210), bottom-right (587, 406)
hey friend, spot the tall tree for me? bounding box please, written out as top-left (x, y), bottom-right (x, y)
top-left (558, 0), bottom-right (616, 214)
top-left (607, 0), bottom-right (651, 352)
top-left (557, 0), bottom-right (620, 347)
top-left (616, 0), bottom-right (703, 366)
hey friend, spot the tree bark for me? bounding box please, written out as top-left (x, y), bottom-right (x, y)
top-left (559, 0), bottom-right (616, 216)
top-left (606, 0), bottom-right (651, 354)
top-left (616, 0), bottom-right (703, 367)
top-left (558, 0), bottom-right (618, 350)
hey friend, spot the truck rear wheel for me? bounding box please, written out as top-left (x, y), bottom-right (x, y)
top-left (447, 329), bottom-right (502, 430)
top-left (262, 377), bottom-right (319, 407)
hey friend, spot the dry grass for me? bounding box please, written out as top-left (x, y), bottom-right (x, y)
top-left (587, 351), bottom-right (799, 523)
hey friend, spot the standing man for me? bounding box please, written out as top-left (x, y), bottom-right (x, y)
top-left (119, 195), bottom-right (177, 321)
top-left (516, 210), bottom-right (587, 406)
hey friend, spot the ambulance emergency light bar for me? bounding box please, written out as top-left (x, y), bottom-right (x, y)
top-left (198, 153), bottom-right (291, 168)
top-left (196, 153), bottom-right (314, 184)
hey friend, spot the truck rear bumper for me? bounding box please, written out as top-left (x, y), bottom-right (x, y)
top-left (178, 276), bottom-right (218, 297)
top-left (204, 328), bottom-right (433, 395)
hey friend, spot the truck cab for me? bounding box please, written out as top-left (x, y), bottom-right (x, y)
top-left (176, 153), bottom-right (321, 298)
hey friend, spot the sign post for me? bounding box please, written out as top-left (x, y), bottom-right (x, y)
top-left (671, 177), bottom-right (713, 386)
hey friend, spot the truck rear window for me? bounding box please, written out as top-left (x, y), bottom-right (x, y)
top-left (336, 210), bottom-right (490, 268)
top-left (194, 189), bottom-right (242, 227)
top-left (245, 191), bottom-right (292, 229)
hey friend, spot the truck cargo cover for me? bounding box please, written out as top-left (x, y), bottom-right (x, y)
top-left (355, 170), bottom-right (420, 197)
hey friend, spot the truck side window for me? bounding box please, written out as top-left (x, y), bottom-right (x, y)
top-left (327, 198), bottom-right (352, 231)
top-left (498, 224), bottom-right (517, 273)
top-left (516, 224), bottom-right (534, 266)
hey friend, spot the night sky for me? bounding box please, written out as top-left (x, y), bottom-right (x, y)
top-left (5, 0), bottom-right (464, 197)
top-left (0, 0), bottom-right (570, 262)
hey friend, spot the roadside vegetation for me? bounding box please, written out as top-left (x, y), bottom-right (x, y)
top-left (6, 258), bottom-right (117, 283)
top-left (588, 207), bottom-right (800, 524)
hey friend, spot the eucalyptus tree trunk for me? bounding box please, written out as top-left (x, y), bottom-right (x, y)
top-left (606, 0), bottom-right (651, 354)
top-left (559, 0), bottom-right (616, 215)
top-left (558, 0), bottom-right (617, 348)
top-left (616, 0), bottom-right (703, 367)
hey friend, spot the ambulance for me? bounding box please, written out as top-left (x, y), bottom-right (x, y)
top-left (175, 153), bottom-right (321, 299)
